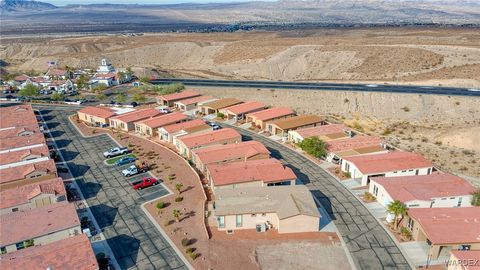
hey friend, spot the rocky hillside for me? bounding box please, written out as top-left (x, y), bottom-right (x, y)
top-left (0, 0), bottom-right (56, 12)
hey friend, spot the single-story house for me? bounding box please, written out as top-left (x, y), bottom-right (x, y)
top-left (213, 185), bottom-right (320, 234)
top-left (0, 145), bottom-right (50, 167)
top-left (0, 133), bottom-right (46, 152)
top-left (157, 90), bottom-right (201, 107)
top-left (173, 95), bottom-right (217, 111)
top-left (0, 105), bottom-right (39, 129)
top-left (369, 173), bottom-right (476, 208)
top-left (0, 234), bottom-right (99, 270)
top-left (0, 125), bottom-right (40, 139)
top-left (341, 151), bottom-right (434, 186)
top-left (199, 98), bottom-right (243, 115)
top-left (206, 158), bottom-right (297, 191)
top-left (171, 124), bottom-right (213, 147)
top-left (109, 108), bottom-right (162, 132)
top-left (191, 141), bottom-right (270, 173)
top-left (218, 101), bottom-right (266, 120)
top-left (45, 68), bottom-right (72, 80)
top-left (134, 112), bottom-right (188, 137)
top-left (288, 124), bottom-right (351, 144)
top-left (0, 177), bottom-right (66, 215)
top-left (447, 250), bottom-right (480, 270)
top-left (325, 135), bottom-right (387, 163)
top-left (0, 201), bottom-right (80, 254)
top-left (175, 128), bottom-right (241, 159)
top-left (267, 115), bottom-right (325, 137)
top-left (158, 119), bottom-right (209, 143)
top-left (246, 107), bottom-right (295, 130)
top-left (0, 159), bottom-right (57, 185)
top-left (402, 207), bottom-right (480, 259)
top-left (77, 106), bottom-right (116, 126)
top-left (90, 72), bottom-right (116, 87)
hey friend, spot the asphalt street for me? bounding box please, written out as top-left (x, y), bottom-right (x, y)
top-left (224, 124), bottom-right (412, 270)
top-left (151, 78), bottom-right (480, 97)
top-left (37, 106), bottom-right (187, 270)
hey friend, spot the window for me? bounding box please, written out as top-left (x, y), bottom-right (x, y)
top-left (218, 216), bottom-right (225, 228)
top-left (236, 215), bottom-right (242, 227)
top-left (427, 168), bottom-right (431, 174)
top-left (407, 218), bottom-right (414, 230)
top-left (15, 242), bottom-right (25, 250)
top-left (0, 247), bottom-right (6, 254)
top-left (11, 208), bottom-right (18, 212)
top-left (457, 197), bottom-right (463, 207)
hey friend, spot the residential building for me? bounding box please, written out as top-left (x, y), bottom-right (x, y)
top-left (0, 104), bottom-right (39, 129)
top-left (191, 141), bottom-right (270, 173)
top-left (267, 115), bottom-right (325, 137)
top-left (134, 112), bottom-right (188, 137)
top-left (45, 68), bottom-right (72, 80)
top-left (77, 106), bottom-right (116, 126)
top-left (157, 90), bottom-right (201, 107)
top-left (341, 151), bottom-right (434, 186)
top-left (0, 125), bottom-right (40, 139)
top-left (171, 124), bottom-right (213, 147)
top-left (0, 234), bottom-right (98, 270)
top-left (157, 119), bottom-right (210, 143)
top-left (288, 123), bottom-right (351, 144)
top-left (199, 98), bottom-right (243, 115)
top-left (90, 59), bottom-right (131, 87)
top-left (369, 173), bottom-right (476, 208)
top-left (0, 145), bottom-right (50, 166)
top-left (176, 128), bottom-right (241, 158)
top-left (0, 159), bottom-right (57, 185)
top-left (174, 95), bottom-right (217, 111)
top-left (326, 135), bottom-right (387, 163)
top-left (109, 108), bottom-right (162, 132)
top-left (213, 185), bottom-right (320, 234)
top-left (0, 177), bottom-right (66, 215)
top-left (218, 101), bottom-right (266, 120)
top-left (0, 133), bottom-right (46, 152)
top-left (447, 250), bottom-right (480, 270)
top-left (403, 207), bottom-right (480, 259)
top-left (246, 107), bottom-right (296, 130)
top-left (206, 158), bottom-right (297, 191)
top-left (0, 201), bottom-right (80, 253)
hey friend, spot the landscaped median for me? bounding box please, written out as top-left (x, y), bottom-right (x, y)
top-left (104, 153), bottom-right (136, 165)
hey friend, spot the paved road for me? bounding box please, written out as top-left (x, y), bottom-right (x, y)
top-left (225, 125), bottom-right (412, 270)
top-left (37, 106), bottom-right (188, 270)
top-left (151, 78), bottom-right (480, 97)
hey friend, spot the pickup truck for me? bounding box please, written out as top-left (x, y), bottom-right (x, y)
top-left (103, 147), bottom-right (129, 158)
top-left (131, 177), bottom-right (158, 190)
top-left (122, 162), bottom-right (148, 177)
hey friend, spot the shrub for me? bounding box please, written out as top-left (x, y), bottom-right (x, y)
top-left (401, 106), bottom-right (410, 112)
top-left (156, 202), bottom-right (165, 209)
top-left (343, 172), bottom-right (351, 178)
top-left (363, 192), bottom-right (375, 201)
top-left (186, 247), bottom-right (195, 254)
top-left (216, 112), bottom-right (225, 118)
top-left (189, 252), bottom-right (199, 260)
top-left (471, 189), bottom-right (480, 206)
top-left (381, 128), bottom-right (392, 136)
top-left (421, 137), bottom-right (428, 142)
top-left (400, 227), bottom-right (412, 240)
top-left (434, 141), bottom-right (442, 145)
top-left (181, 238), bottom-right (190, 247)
top-left (297, 137), bottom-right (327, 159)
top-left (175, 196), bottom-right (184, 202)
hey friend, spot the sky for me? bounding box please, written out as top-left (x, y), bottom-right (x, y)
top-left (46, 0), bottom-right (262, 5)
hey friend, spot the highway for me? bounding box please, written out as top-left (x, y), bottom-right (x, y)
top-left (151, 78), bottom-right (480, 97)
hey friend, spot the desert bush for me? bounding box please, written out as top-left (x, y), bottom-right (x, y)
top-left (189, 253), bottom-right (199, 260)
top-left (175, 196), bottom-right (184, 202)
top-left (156, 202), bottom-right (165, 209)
top-left (186, 247), bottom-right (195, 254)
top-left (401, 106), bottom-right (410, 112)
top-left (181, 238), bottom-right (190, 247)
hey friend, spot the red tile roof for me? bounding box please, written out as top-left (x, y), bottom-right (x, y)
top-left (294, 124), bottom-right (350, 139)
top-left (174, 95), bottom-right (216, 106)
top-left (13, 75), bottom-right (29, 81)
top-left (193, 141), bottom-right (270, 165)
top-left (78, 106), bottom-right (116, 119)
top-left (0, 159), bottom-right (56, 184)
top-left (0, 177), bottom-right (66, 210)
top-left (0, 125), bottom-right (40, 139)
top-left (110, 108), bottom-right (161, 123)
top-left (178, 128), bottom-right (241, 148)
top-left (0, 133), bottom-right (46, 151)
top-left (0, 104), bottom-right (38, 129)
top-left (246, 107), bottom-right (295, 121)
top-left (0, 145), bottom-right (50, 166)
top-left (94, 72), bottom-right (116, 79)
top-left (158, 90), bottom-right (201, 102)
top-left (208, 158), bottom-right (296, 186)
top-left (161, 119), bottom-right (206, 133)
top-left (0, 234), bottom-right (98, 270)
top-left (222, 101), bottom-right (265, 115)
top-left (343, 151), bottom-right (433, 174)
top-left (372, 173), bottom-right (476, 203)
top-left (0, 201), bottom-right (80, 246)
top-left (46, 68), bottom-right (68, 77)
top-left (327, 136), bottom-right (384, 152)
top-left (407, 207), bottom-right (480, 245)
top-left (137, 112), bottom-right (188, 129)
top-left (450, 250), bottom-right (480, 270)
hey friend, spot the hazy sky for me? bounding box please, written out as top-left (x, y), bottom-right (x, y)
top-left (47, 0), bottom-right (262, 5)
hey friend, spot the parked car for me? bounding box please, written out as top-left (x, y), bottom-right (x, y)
top-left (206, 121), bottom-right (217, 127)
top-left (212, 125), bottom-right (222, 130)
top-left (115, 156), bottom-right (137, 166)
top-left (103, 147), bottom-right (129, 158)
top-left (159, 108), bottom-right (170, 114)
top-left (5, 94), bottom-right (14, 99)
top-left (131, 177), bottom-right (158, 190)
top-left (122, 162), bottom-right (148, 177)
top-left (130, 102), bottom-right (138, 107)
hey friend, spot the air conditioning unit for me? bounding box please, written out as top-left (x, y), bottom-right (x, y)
top-left (256, 223), bottom-right (266, 233)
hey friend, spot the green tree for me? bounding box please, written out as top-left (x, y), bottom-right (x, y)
top-left (140, 76), bottom-right (150, 84)
top-left (76, 74), bottom-right (88, 90)
top-left (18, 84), bottom-right (39, 98)
top-left (173, 209), bottom-right (182, 222)
top-left (387, 200), bottom-right (408, 230)
top-left (115, 93), bottom-right (127, 104)
top-left (24, 239), bottom-right (34, 248)
top-left (297, 137), bottom-right (327, 159)
top-left (126, 67), bottom-right (134, 77)
top-left (96, 93), bottom-right (107, 101)
top-left (92, 84), bottom-right (108, 93)
top-left (132, 92), bottom-right (146, 103)
top-left (175, 183), bottom-right (183, 194)
top-left (117, 71), bottom-right (126, 82)
top-left (51, 92), bottom-right (65, 101)
top-left (471, 189), bottom-right (480, 206)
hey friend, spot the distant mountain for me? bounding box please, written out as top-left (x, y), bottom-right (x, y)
top-left (0, 0), bottom-right (57, 12)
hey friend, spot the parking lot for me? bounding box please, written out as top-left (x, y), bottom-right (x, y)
top-left (38, 106), bottom-right (187, 270)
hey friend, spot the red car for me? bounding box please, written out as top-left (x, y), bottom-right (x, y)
top-left (132, 177), bottom-right (158, 190)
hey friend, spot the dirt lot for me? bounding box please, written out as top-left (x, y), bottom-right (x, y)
top-left (2, 28), bottom-right (480, 87)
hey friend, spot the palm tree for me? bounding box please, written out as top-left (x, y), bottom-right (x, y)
top-left (387, 200), bottom-right (408, 230)
top-left (175, 183), bottom-right (183, 194)
top-left (173, 209), bottom-right (181, 222)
